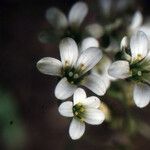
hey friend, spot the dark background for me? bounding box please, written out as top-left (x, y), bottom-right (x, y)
top-left (0, 0), bottom-right (150, 149)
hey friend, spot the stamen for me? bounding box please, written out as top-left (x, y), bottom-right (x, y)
top-left (80, 108), bottom-right (85, 112)
top-left (73, 103), bottom-right (85, 121)
top-left (65, 60), bottom-right (69, 67)
top-left (80, 64), bottom-right (85, 70)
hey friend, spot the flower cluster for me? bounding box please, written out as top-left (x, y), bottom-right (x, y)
top-left (109, 31), bottom-right (150, 108)
top-left (37, 0), bottom-right (150, 141)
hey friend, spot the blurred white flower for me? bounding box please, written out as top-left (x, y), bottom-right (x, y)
top-left (128, 11), bottom-right (150, 40)
top-left (46, 1), bottom-right (88, 29)
top-left (39, 1), bottom-right (88, 43)
top-left (58, 88), bottom-right (105, 140)
top-left (108, 31), bottom-right (150, 108)
top-left (92, 55), bottom-right (115, 90)
top-left (37, 37), bottom-right (107, 100)
top-left (85, 0), bottom-right (133, 52)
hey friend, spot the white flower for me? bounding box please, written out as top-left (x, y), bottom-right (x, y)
top-left (108, 31), bottom-right (150, 108)
top-left (46, 1), bottom-right (88, 29)
top-left (39, 1), bottom-right (88, 43)
top-left (99, 0), bottom-right (132, 18)
top-left (37, 37), bottom-right (107, 100)
top-left (58, 88), bottom-right (105, 140)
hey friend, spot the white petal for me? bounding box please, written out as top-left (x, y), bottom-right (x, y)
top-left (80, 37), bottom-right (99, 52)
top-left (76, 47), bottom-right (102, 75)
top-left (84, 107), bottom-right (105, 125)
top-left (68, 1), bottom-right (88, 27)
top-left (116, 0), bottom-right (130, 12)
top-left (120, 36), bottom-right (129, 50)
top-left (139, 25), bottom-right (150, 40)
top-left (129, 11), bottom-right (143, 32)
top-left (108, 60), bottom-right (130, 79)
top-left (99, 0), bottom-right (112, 17)
top-left (100, 75), bottom-right (111, 90)
top-left (130, 31), bottom-right (149, 62)
top-left (46, 7), bottom-right (68, 29)
top-left (81, 73), bottom-right (107, 96)
top-left (133, 83), bottom-right (150, 108)
top-left (58, 101), bottom-right (73, 117)
top-left (69, 118), bottom-right (85, 140)
top-left (59, 38), bottom-right (78, 68)
top-left (73, 88), bottom-right (87, 105)
top-left (82, 96), bottom-right (100, 108)
top-left (37, 57), bottom-right (62, 76)
top-left (55, 77), bottom-right (77, 100)
top-left (85, 23), bottom-right (104, 39)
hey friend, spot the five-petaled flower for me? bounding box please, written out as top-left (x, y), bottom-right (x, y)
top-left (37, 37), bottom-right (107, 100)
top-left (108, 31), bottom-right (150, 108)
top-left (58, 88), bottom-right (105, 140)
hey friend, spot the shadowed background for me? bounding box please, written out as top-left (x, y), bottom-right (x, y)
top-left (0, 0), bottom-right (150, 149)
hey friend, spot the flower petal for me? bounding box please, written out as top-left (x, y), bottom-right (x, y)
top-left (99, 0), bottom-right (112, 17)
top-left (76, 47), bottom-right (102, 75)
top-left (108, 60), bottom-right (130, 79)
top-left (37, 57), bottom-right (62, 76)
top-left (69, 118), bottom-right (85, 140)
top-left (59, 38), bottom-right (78, 68)
top-left (46, 7), bottom-right (68, 30)
top-left (82, 96), bottom-right (100, 108)
top-left (84, 107), bottom-right (105, 125)
top-left (129, 11), bottom-right (143, 32)
top-left (130, 31), bottom-right (149, 62)
top-left (100, 75), bottom-right (111, 90)
top-left (139, 24), bottom-right (150, 40)
top-left (133, 83), bottom-right (150, 108)
top-left (92, 55), bottom-right (111, 75)
top-left (38, 29), bottom-right (58, 44)
top-left (81, 73), bottom-right (107, 96)
top-left (73, 88), bottom-right (87, 105)
top-left (120, 36), bottom-right (129, 50)
top-left (85, 23), bottom-right (104, 39)
top-left (55, 77), bottom-right (77, 100)
top-left (80, 37), bottom-right (99, 52)
top-left (58, 101), bottom-right (73, 117)
top-left (68, 2), bottom-right (88, 27)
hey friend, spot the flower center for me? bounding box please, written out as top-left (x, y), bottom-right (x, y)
top-left (63, 67), bottom-right (84, 85)
top-left (73, 102), bottom-right (85, 122)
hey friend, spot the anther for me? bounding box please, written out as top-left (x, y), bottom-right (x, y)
top-left (80, 64), bottom-right (85, 70)
top-left (65, 60), bottom-right (69, 67)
